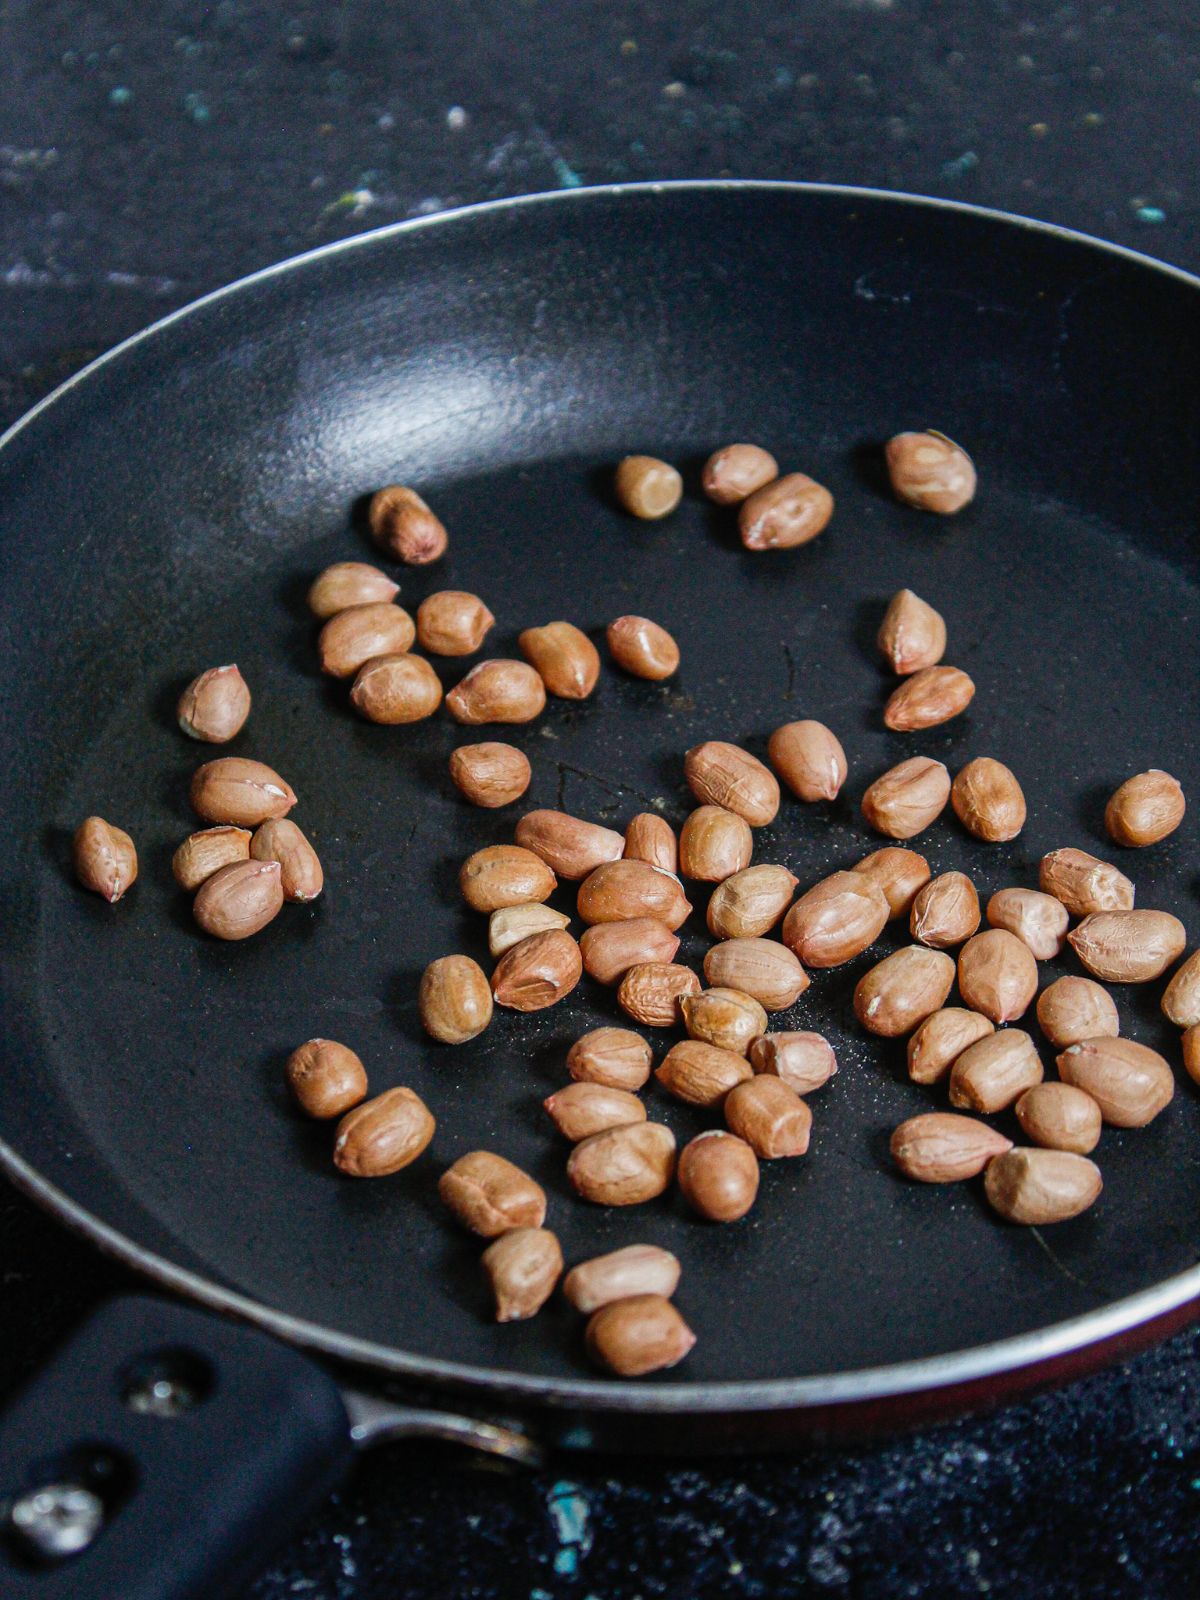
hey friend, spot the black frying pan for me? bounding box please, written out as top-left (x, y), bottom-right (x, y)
top-left (1, 182), bottom-right (1198, 1598)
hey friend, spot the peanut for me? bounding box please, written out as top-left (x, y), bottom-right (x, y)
top-left (767, 720), bottom-right (847, 802)
top-left (684, 741), bottom-right (780, 826)
top-left (333, 1087), bottom-right (436, 1177)
top-left (951, 758), bottom-right (1027, 842)
top-left (986, 888), bottom-right (1069, 960)
top-left (624, 813), bottom-right (678, 874)
top-left (883, 665), bottom-right (975, 732)
top-left (445, 660), bottom-right (547, 724)
top-left (907, 1007), bottom-right (994, 1085)
top-left (439, 1151), bottom-right (546, 1236)
top-left (701, 443), bottom-right (778, 504)
top-left (606, 615), bottom-right (680, 680)
top-left (563, 1245), bottom-right (681, 1313)
top-left (579, 918), bottom-right (681, 984)
top-left (515, 810), bottom-right (624, 881)
top-left (567, 1122), bottom-right (677, 1205)
top-left (957, 929), bottom-right (1039, 1023)
top-left (190, 757), bottom-right (296, 827)
top-left (681, 987), bottom-right (768, 1057)
top-left (617, 961), bottom-right (701, 1027)
top-left (318, 602), bottom-right (415, 678)
top-left (585, 1295), bottom-right (695, 1375)
top-left (1035, 975), bottom-right (1120, 1050)
top-left (577, 860), bottom-right (691, 929)
top-left (615, 455), bottom-right (682, 518)
top-left (706, 864), bottom-right (798, 940)
top-left (1162, 950), bottom-right (1200, 1028)
top-left (861, 757), bottom-right (951, 839)
top-left (1056, 1037), bottom-right (1175, 1127)
top-left (1067, 909), bottom-right (1186, 983)
top-left (738, 472), bottom-right (833, 550)
top-left (749, 1031), bottom-right (838, 1094)
top-left (1014, 1083), bottom-right (1102, 1154)
top-left (885, 430), bottom-right (976, 513)
top-left (1105, 769), bottom-right (1185, 847)
top-left (677, 1131), bottom-right (759, 1221)
top-left (420, 955), bottom-right (494, 1043)
top-left (1039, 848), bottom-right (1134, 916)
top-left (368, 483), bottom-right (448, 564)
top-left (193, 858), bottom-right (283, 939)
top-left (172, 825), bottom-right (251, 892)
top-left (543, 1083), bottom-right (647, 1141)
top-left (910, 871), bottom-right (980, 949)
top-left (724, 1076), bottom-right (811, 1159)
top-left (74, 816), bottom-right (138, 902)
top-left (459, 844), bottom-right (556, 912)
top-left (491, 929), bottom-right (583, 1012)
top-left (877, 589), bottom-right (946, 675)
top-left (949, 1029), bottom-right (1044, 1113)
top-left (782, 871), bottom-right (889, 968)
top-left (678, 805), bottom-right (753, 882)
top-left (285, 1039), bottom-right (368, 1120)
top-left (416, 590), bottom-right (495, 656)
top-left (851, 846), bottom-right (932, 919)
top-left (481, 1228), bottom-right (562, 1322)
top-left (449, 743), bottom-right (532, 809)
top-left (567, 1027), bottom-right (653, 1091)
top-left (984, 1148), bottom-right (1102, 1225)
top-left (177, 664), bottom-right (251, 744)
top-left (307, 561), bottom-right (398, 618)
top-left (890, 1113), bottom-right (1012, 1182)
top-left (655, 1039), bottom-right (753, 1106)
top-left (350, 653), bottom-right (443, 723)
top-left (853, 945), bottom-right (956, 1037)
top-left (250, 818), bottom-right (323, 903)
top-left (488, 903), bottom-right (571, 958)
top-left (518, 621), bottom-right (601, 699)
top-left (702, 937), bottom-right (809, 1011)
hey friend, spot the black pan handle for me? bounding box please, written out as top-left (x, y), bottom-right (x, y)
top-left (0, 1293), bottom-right (354, 1600)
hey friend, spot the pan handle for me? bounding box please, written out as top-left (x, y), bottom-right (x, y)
top-left (0, 1293), bottom-right (354, 1600)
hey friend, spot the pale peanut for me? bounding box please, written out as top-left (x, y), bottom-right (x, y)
top-left (487, 903), bottom-right (571, 959)
top-left (172, 826), bottom-right (251, 892)
top-left (606, 615), bottom-right (680, 680)
top-left (585, 1295), bottom-right (695, 1376)
top-left (851, 846), bottom-right (932, 918)
top-left (782, 871), bottom-right (889, 968)
top-left (416, 590), bottom-right (495, 656)
top-left (518, 621), bottom-right (601, 699)
top-left (957, 929), bottom-right (1038, 1023)
top-left (567, 1027), bottom-right (653, 1091)
top-left (738, 472), bottom-right (833, 550)
top-left (333, 1087), bottom-right (435, 1177)
top-left (910, 871), bottom-right (980, 949)
top-left (1039, 848), bottom-right (1134, 916)
top-left (1035, 976), bottom-right (1120, 1050)
top-left (885, 430), bottom-right (976, 513)
top-left (491, 929), bottom-right (582, 1012)
top-left (877, 589), bottom-right (947, 675)
top-left (655, 1040), bottom-right (753, 1106)
top-left (515, 810), bottom-right (624, 881)
top-left (177, 664), bottom-right (251, 744)
top-left (579, 918), bottom-right (681, 984)
top-left (681, 988), bottom-right (768, 1056)
top-left (890, 1113), bottom-right (1012, 1182)
top-left (750, 1032), bottom-right (838, 1094)
top-left (984, 1148), bottom-right (1102, 1225)
top-left (949, 1029), bottom-right (1043, 1113)
top-left (445, 660), bottom-right (547, 725)
top-left (907, 1008), bottom-right (994, 1085)
top-left (701, 442), bottom-right (778, 504)
top-left (951, 758), bottom-right (1026, 842)
top-left (368, 484), bottom-right (448, 564)
top-left (707, 864), bottom-right (798, 940)
top-left (1162, 950), bottom-right (1200, 1028)
top-left (250, 818), bottom-right (323, 903)
top-left (459, 844), bottom-right (556, 912)
top-left (1056, 1038), bottom-right (1175, 1127)
top-left (351, 653), bottom-right (443, 723)
top-left (615, 455), bottom-right (682, 518)
top-left (286, 1039), bottom-right (368, 1120)
top-left (702, 937), bottom-right (809, 1011)
top-left (724, 1076), bottom-right (811, 1159)
top-left (853, 945), bottom-right (955, 1036)
top-left (684, 741), bottom-right (780, 826)
top-left (543, 1083), bottom-right (647, 1141)
top-left (883, 666), bottom-right (975, 732)
top-left (1105, 769), bottom-right (1185, 848)
top-left (307, 561), bottom-right (399, 618)
top-left (190, 758), bottom-right (296, 827)
top-left (318, 602), bottom-right (415, 678)
top-left (624, 813), bottom-right (678, 874)
top-left (986, 889), bottom-right (1069, 960)
top-left (481, 1228), bottom-right (562, 1322)
top-left (1014, 1084), bottom-right (1102, 1154)
top-left (861, 757), bottom-right (951, 839)
top-left (767, 720), bottom-right (847, 802)
top-left (577, 860), bottom-right (691, 929)
top-left (567, 1122), bottom-right (676, 1205)
top-left (678, 1131), bottom-right (759, 1221)
top-left (74, 816), bottom-right (138, 903)
top-left (1067, 910), bottom-right (1186, 983)
top-left (617, 961), bottom-right (701, 1027)
top-left (563, 1245), bottom-right (681, 1313)
top-left (450, 743), bottom-right (532, 809)
top-left (439, 1151), bottom-right (546, 1236)
top-left (678, 805), bottom-right (752, 882)
top-left (193, 859), bottom-right (283, 939)
top-left (420, 955), bottom-right (494, 1043)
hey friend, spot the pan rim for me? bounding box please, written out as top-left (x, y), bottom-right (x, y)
top-left (2, 179), bottom-right (1199, 1417)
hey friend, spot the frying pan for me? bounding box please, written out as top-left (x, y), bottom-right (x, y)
top-left (0, 182), bottom-right (1198, 1598)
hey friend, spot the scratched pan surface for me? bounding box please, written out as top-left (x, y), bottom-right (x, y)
top-left (1, 184), bottom-right (1199, 1439)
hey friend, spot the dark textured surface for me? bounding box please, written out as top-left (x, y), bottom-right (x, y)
top-left (2, 4), bottom-right (1200, 1596)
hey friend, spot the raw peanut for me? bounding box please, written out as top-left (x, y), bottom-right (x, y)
top-left (707, 865), bottom-right (798, 940)
top-left (333, 1087), bottom-right (435, 1177)
top-left (439, 1151), bottom-right (546, 1236)
top-left (861, 757), bottom-right (951, 839)
top-left (1184, 1026), bottom-right (1200, 1086)
top-left (318, 602), bottom-right (415, 678)
top-left (656, 1040), bottom-right (752, 1106)
top-left (177, 664), bottom-right (251, 744)
top-left (74, 816), bottom-right (138, 902)
top-left (984, 1148), bottom-right (1102, 1225)
top-left (986, 889), bottom-right (1069, 960)
top-left (957, 930), bottom-right (1039, 1023)
top-left (446, 660), bottom-right (547, 725)
top-left (684, 741), bottom-right (780, 826)
top-left (678, 1131), bottom-right (759, 1221)
top-left (951, 758), bottom-right (1026, 842)
top-left (1105, 769), bottom-right (1185, 848)
top-left (615, 455), bottom-right (682, 518)
top-left (1015, 1083), bottom-right (1102, 1154)
top-left (193, 859), bottom-right (283, 939)
top-left (624, 813), bottom-right (678, 873)
top-left (852, 847), bottom-right (931, 919)
top-left (877, 589), bottom-right (946, 675)
top-left (678, 805), bottom-right (753, 882)
top-left (681, 988), bottom-right (768, 1056)
top-left (351, 653), bottom-right (443, 723)
top-left (580, 919), bottom-right (680, 984)
top-left (491, 929), bottom-right (583, 1012)
top-left (885, 430), bottom-right (976, 513)
top-left (487, 903), bottom-right (571, 958)
top-left (518, 621), bottom-right (600, 699)
top-left (949, 1029), bottom-right (1043, 1113)
top-left (617, 962), bottom-right (701, 1027)
top-left (286, 1039), bottom-right (367, 1120)
top-left (1067, 910), bottom-right (1186, 983)
top-left (172, 825), bottom-right (251, 891)
top-left (782, 871), bottom-right (889, 968)
top-left (738, 472), bottom-right (833, 550)
top-left (585, 1295), bottom-right (695, 1376)
top-left (516, 810), bottom-right (624, 880)
top-left (567, 1027), bottom-right (653, 1091)
top-left (724, 1077), bottom-right (811, 1158)
top-left (449, 743), bottom-right (532, 809)
top-left (890, 1113), bottom-right (1012, 1182)
top-left (459, 844), bottom-right (556, 912)
top-left (853, 946), bottom-right (956, 1037)
top-left (702, 937), bottom-right (809, 1011)
top-left (907, 1007), bottom-right (994, 1085)
top-left (910, 871), bottom-right (980, 949)
top-left (568, 1122), bottom-right (677, 1205)
top-left (1162, 950), bottom-right (1200, 1028)
top-left (420, 954), bottom-right (493, 1043)
top-left (750, 1032), bottom-right (837, 1093)
top-left (767, 720), bottom-right (847, 802)
top-left (250, 818), bottom-right (323, 903)
top-left (883, 665), bottom-right (975, 732)
top-left (702, 442), bottom-right (778, 504)
top-left (577, 860), bottom-right (692, 929)
top-left (368, 483), bottom-right (448, 564)
top-left (416, 590), bottom-right (495, 656)
top-left (1036, 976), bottom-right (1120, 1050)
top-left (606, 615), bottom-right (680, 680)
top-left (190, 757), bottom-right (296, 826)
top-left (1057, 1038), bottom-right (1175, 1127)
top-left (1039, 848), bottom-right (1134, 916)
top-left (307, 561), bottom-right (398, 618)
top-left (543, 1083), bottom-right (646, 1141)
top-left (563, 1245), bottom-right (681, 1313)
top-left (481, 1228), bottom-right (562, 1322)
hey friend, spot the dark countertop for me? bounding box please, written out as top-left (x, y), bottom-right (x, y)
top-left (2, 4), bottom-right (1199, 1596)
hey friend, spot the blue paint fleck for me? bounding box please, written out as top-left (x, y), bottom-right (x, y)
top-left (552, 157), bottom-right (583, 189)
top-left (108, 85), bottom-right (132, 106)
top-left (941, 150), bottom-right (978, 180)
top-left (1135, 205), bottom-right (1165, 223)
top-left (182, 91), bottom-right (211, 123)
top-left (548, 1481), bottom-right (592, 1576)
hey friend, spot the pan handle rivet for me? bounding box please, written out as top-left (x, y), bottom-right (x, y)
top-left (7, 1482), bottom-right (105, 1561)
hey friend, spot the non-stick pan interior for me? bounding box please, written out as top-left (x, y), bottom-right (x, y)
top-left (1, 186), bottom-right (1198, 1393)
